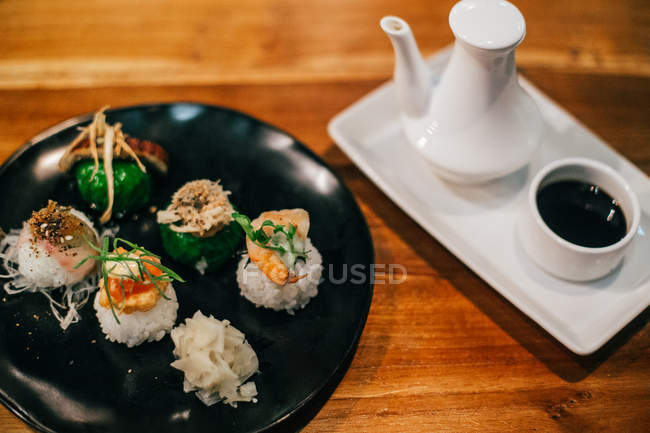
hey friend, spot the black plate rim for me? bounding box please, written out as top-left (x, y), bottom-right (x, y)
top-left (0, 102), bottom-right (375, 433)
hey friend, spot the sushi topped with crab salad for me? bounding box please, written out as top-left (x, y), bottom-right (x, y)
top-left (157, 180), bottom-right (243, 274)
top-left (233, 209), bottom-right (322, 314)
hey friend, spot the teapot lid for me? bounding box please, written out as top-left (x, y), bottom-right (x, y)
top-left (449, 0), bottom-right (525, 50)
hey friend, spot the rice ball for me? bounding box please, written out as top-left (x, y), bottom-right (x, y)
top-left (94, 284), bottom-right (178, 348)
top-left (236, 238), bottom-right (322, 314)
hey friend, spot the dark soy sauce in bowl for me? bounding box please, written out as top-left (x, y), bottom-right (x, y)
top-left (536, 180), bottom-right (627, 248)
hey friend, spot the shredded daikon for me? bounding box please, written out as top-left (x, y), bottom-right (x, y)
top-left (170, 310), bottom-right (259, 407)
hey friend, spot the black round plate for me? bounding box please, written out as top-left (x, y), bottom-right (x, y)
top-left (0, 103), bottom-right (373, 432)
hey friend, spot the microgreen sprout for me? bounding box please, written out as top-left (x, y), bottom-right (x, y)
top-left (75, 236), bottom-right (185, 324)
top-left (231, 212), bottom-right (307, 269)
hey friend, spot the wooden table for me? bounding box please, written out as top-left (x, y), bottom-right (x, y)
top-left (1, 1), bottom-right (648, 431)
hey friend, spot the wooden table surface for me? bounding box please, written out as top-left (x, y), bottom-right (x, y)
top-left (1, 1), bottom-right (648, 431)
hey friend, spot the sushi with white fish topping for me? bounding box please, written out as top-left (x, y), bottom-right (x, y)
top-left (0, 200), bottom-right (99, 329)
top-left (233, 209), bottom-right (323, 314)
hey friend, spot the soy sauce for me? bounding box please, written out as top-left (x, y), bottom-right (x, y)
top-left (536, 180), bottom-right (627, 248)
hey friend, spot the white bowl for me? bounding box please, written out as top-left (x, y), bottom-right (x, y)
top-left (517, 157), bottom-right (641, 281)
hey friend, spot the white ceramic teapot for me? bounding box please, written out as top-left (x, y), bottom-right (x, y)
top-left (381, 0), bottom-right (543, 184)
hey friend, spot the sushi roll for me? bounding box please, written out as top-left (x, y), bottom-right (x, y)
top-left (0, 200), bottom-right (99, 328)
top-left (90, 239), bottom-right (184, 347)
top-left (58, 106), bottom-right (169, 223)
top-left (233, 209), bottom-right (323, 313)
top-left (157, 180), bottom-right (243, 273)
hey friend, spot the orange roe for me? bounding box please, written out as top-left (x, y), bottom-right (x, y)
top-left (101, 247), bottom-right (165, 303)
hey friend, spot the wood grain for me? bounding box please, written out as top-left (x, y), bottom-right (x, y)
top-left (0, 0), bottom-right (649, 432)
top-left (1, 0), bottom-right (649, 89)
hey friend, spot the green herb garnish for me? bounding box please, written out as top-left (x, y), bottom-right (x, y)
top-left (232, 212), bottom-right (307, 269)
top-left (75, 236), bottom-right (185, 324)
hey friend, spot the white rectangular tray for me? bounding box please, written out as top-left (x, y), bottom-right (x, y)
top-left (328, 47), bottom-right (650, 355)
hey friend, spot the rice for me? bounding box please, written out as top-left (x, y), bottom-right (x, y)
top-left (94, 284), bottom-right (178, 347)
top-left (236, 238), bottom-right (322, 314)
top-left (18, 209), bottom-right (97, 288)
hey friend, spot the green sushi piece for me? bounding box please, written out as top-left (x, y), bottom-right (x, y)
top-left (74, 160), bottom-right (151, 216)
top-left (160, 221), bottom-right (243, 272)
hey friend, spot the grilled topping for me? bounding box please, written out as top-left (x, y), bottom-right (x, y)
top-left (58, 136), bottom-right (169, 174)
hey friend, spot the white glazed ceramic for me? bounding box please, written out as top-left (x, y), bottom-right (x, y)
top-left (381, 0), bottom-right (543, 184)
top-left (379, 16), bottom-right (433, 118)
top-left (517, 158), bottom-right (641, 282)
top-left (327, 47), bottom-right (650, 355)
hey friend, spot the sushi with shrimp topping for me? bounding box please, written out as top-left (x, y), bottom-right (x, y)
top-left (87, 238), bottom-right (184, 347)
top-left (233, 209), bottom-right (323, 313)
top-left (0, 200), bottom-right (99, 328)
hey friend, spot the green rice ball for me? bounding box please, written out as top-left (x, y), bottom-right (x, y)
top-left (160, 221), bottom-right (243, 273)
top-left (74, 160), bottom-right (151, 216)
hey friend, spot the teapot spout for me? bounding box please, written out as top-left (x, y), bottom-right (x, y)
top-left (381, 16), bottom-right (432, 118)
